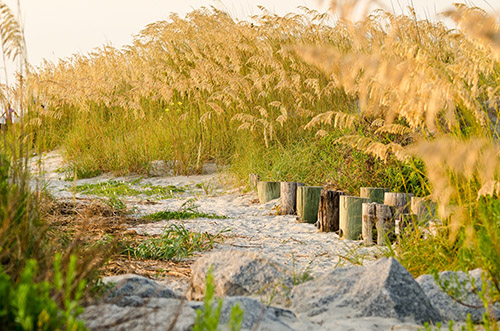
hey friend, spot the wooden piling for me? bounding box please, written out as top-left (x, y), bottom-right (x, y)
top-left (296, 186), bottom-right (322, 223)
top-left (280, 182), bottom-right (303, 215)
top-left (395, 213), bottom-right (413, 238)
top-left (317, 190), bottom-right (344, 232)
top-left (410, 196), bottom-right (436, 225)
top-left (249, 173), bottom-right (260, 190)
top-left (384, 192), bottom-right (414, 217)
top-left (339, 196), bottom-right (370, 240)
top-left (362, 202), bottom-right (377, 245)
top-left (257, 181), bottom-right (280, 204)
top-left (360, 187), bottom-right (389, 204)
top-left (375, 204), bottom-right (393, 246)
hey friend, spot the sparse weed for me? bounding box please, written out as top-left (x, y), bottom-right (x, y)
top-left (72, 179), bottom-right (185, 199)
top-left (193, 267), bottom-right (243, 331)
top-left (143, 209), bottom-right (227, 221)
top-left (123, 224), bottom-right (226, 261)
top-left (290, 254), bottom-right (313, 286)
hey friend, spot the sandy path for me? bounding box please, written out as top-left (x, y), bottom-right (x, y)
top-left (31, 150), bottom-right (381, 278)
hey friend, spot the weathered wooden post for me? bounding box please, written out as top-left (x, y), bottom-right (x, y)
top-left (280, 182), bottom-right (304, 215)
top-left (296, 186), bottom-right (322, 223)
top-left (410, 196), bottom-right (437, 225)
top-left (257, 181), bottom-right (280, 204)
top-left (249, 173), bottom-right (260, 190)
top-left (317, 190), bottom-right (344, 232)
top-left (360, 187), bottom-right (389, 204)
top-left (339, 196), bottom-right (370, 240)
top-left (362, 202), bottom-right (377, 245)
top-left (428, 218), bottom-right (442, 236)
top-left (384, 192), bottom-right (414, 214)
top-left (375, 204), bottom-right (393, 246)
top-left (395, 213), bottom-right (413, 238)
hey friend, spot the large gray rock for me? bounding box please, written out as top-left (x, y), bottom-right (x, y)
top-left (416, 269), bottom-right (500, 323)
top-left (291, 258), bottom-right (441, 325)
top-left (102, 274), bottom-right (179, 307)
top-left (81, 298), bottom-right (195, 331)
top-left (187, 251), bottom-right (293, 301)
top-left (189, 296), bottom-right (315, 331)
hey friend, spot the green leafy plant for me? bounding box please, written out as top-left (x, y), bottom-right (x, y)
top-left (0, 254), bottom-right (86, 331)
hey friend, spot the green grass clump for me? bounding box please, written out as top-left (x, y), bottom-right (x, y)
top-left (72, 180), bottom-right (185, 199)
top-left (143, 210), bottom-right (227, 221)
top-left (193, 267), bottom-right (243, 331)
top-left (124, 224), bottom-right (225, 261)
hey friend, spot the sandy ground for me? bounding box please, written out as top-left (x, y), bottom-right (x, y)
top-left (30, 150), bottom-right (383, 287)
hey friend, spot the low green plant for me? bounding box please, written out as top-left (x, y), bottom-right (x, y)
top-left (143, 210), bottom-right (226, 221)
top-left (143, 198), bottom-right (227, 220)
top-left (123, 224), bottom-right (226, 261)
top-left (290, 255), bottom-right (313, 286)
top-left (72, 179), bottom-right (185, 199)
top-left (193, 267), bottom-right (243, 331)
top-left (0, 254), bottom-right (86, 331)
top-left (101, 195), bottom-right (127, 211)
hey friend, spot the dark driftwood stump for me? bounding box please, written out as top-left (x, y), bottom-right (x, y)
top-left (317, 190), bottom-right (344, 232)
top-left (280, 182), bottom-right (304, 215)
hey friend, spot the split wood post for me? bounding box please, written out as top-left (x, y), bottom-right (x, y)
top-left (296, 186), bottom-right (322, 223)
top-left (362, 202), bottom-right (377, 245)
top-left (410, 196), bottom-right (437, 226)
top-left (280, 182), bottom-right (304, 215)
top-left (317, 190), bottom-right (345, 232)
top-left (249, 173), bottom-right (260, 190)
top-left (257, 181), bottom-right (280, 204)
top-left (339, 196), bottom-right (370, 240)
top-left (375, 204), bottom-right (393, 245)
top-left (360, 187), bottom-right (389, 204)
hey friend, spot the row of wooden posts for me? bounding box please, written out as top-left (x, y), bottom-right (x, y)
top-left (250, 174), bottom-right (437, 246)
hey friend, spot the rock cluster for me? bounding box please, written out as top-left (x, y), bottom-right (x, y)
top-left (81, 251), bottom-right (498, 330)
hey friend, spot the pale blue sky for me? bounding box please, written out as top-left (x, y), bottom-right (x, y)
top-left (2, 0), bottom-right (499, 71)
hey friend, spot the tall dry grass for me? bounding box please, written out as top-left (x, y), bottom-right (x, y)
top-left (296, 2), bottom-right (500, 320)
top-left (27, 7), bottom-right (358, 176)
top-left (0, 2), bottom-right (113, 329)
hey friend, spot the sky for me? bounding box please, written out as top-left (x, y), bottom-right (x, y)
top-left (1, 0), bottom-right (499, 77)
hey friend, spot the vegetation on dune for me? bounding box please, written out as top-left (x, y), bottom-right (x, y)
top-left (0, 0), bottom-right (499, 328)
top-left (26, 0), bottom-right (500, 280)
